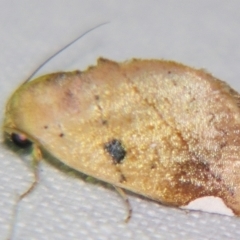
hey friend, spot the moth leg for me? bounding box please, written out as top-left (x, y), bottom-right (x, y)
top-left (114, 186), bottom-right (132, 222)
top-left (8, 145), bottom-right (42, 240)
top-left (19, 144), bottom-right (42, 200)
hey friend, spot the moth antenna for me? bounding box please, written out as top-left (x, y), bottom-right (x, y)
top-left (24, 22), bottom-right (109, 84)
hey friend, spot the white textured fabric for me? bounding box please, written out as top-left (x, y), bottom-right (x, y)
top-left (1, 1), bottom-right (240, 239)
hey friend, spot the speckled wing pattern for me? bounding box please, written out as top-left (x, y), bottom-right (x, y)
top-left (4, 58), bottom-right (240, 215)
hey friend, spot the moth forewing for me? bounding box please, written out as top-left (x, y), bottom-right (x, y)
top-left (4, 58), bottom-right (240, 217)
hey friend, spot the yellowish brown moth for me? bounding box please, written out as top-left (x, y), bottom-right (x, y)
top-left (4, 57), bottom-right (240, 218)
top-left (3, 24), bottom-right (240, 225)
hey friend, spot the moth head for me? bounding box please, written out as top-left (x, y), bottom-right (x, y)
top-left (3, 81), bottom-right (36, 149)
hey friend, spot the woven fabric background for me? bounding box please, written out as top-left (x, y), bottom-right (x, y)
top-left (1, 1), bottom-right (240, 239)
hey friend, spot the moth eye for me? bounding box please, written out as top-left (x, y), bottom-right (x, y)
top-left (11, 133), bottom-right (32, 148)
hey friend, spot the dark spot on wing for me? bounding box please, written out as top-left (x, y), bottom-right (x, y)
top-left (119, 174), bottom-right (127, 183)
top-left (104, 139), bottom-right (126, 164)
top-left (102, 120), bottom-right (108, 125)
top-left (172, 80), bottom-right (177, 86)
top-left (59, 133), bottom-right (64, 137)
top-left (151, 163), bottom-right (157, 170)
top-left (65, 89), bottom-right (74, 97)
top-left (95, 95), bottom-right (100, 101)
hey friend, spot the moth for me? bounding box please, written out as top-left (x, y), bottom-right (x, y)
top-left (4, 56), bottom-right (240, 218)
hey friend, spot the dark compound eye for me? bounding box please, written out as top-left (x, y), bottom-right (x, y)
top-left (11, 133), bottom-right (32, 148)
